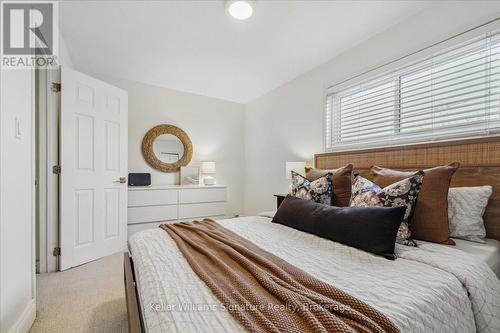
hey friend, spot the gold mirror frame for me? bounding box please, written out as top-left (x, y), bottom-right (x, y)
top-left (141, 124), bottom-right (193, 173)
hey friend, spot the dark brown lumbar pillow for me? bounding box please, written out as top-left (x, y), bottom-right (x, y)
top-left (272, 195), bottom-right (406, 260)
top-left (305, 164), bottom-right (353, 207)
top-left (371, 163), bottom-right (460, 245)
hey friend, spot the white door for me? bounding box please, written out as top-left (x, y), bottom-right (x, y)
top-left (60, 68), bottom-right (128, 270)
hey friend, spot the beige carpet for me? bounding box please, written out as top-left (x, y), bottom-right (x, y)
top-left (30, 252), bottom-right (128, 333)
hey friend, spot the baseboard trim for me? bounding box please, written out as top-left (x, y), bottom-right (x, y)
top-left (8, 299), bottom-right (36, 333)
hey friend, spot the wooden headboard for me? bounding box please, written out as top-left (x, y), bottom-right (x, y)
top-left (315, 136), bottom-right (500, 241)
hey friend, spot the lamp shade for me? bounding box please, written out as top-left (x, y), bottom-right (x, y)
top-left (201, 161), bottom-right (216, 174)
top-left (285, 161), bottom-right (306, 180)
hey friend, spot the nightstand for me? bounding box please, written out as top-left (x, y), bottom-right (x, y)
top-left (274, 194), bottom-right (287, 209)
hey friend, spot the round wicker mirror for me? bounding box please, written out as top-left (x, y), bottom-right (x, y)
top-left (142, 124), bottom-right (193, 172)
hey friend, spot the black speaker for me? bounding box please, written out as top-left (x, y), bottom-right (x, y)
top-left (128, 173), bottom-right (151, 186)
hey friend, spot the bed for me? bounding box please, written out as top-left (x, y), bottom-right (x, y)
top-left (125, 137), bottom-right (500, 333)
top-left (258, 210), bottom-right (500, 278)
top-left (451, 238), bottom-right (500, 276)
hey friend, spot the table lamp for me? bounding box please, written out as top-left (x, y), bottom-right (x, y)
top-left (201, 161), bottom-right (217, 185)
top-left (285, 161), bottom-right (306, 180)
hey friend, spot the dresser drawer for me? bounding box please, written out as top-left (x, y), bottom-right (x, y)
top-left (128, 205), bottom-right (178, 224)
top-left (129, 189), bottom-right (178, 207)
top-left (178, 188), bottom-right (226, 204)
top-left (178, 202), bottom-right (226, 219)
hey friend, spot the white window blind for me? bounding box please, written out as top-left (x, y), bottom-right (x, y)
top-left (324, 30), bottom-right (500, 151)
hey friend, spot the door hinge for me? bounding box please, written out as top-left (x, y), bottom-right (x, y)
top-left (51, 82), bottom-right (61, 92)
top-left (52, 165), bottom-right (61, 174)
top-left (53, 247), bottom-right (61, 256)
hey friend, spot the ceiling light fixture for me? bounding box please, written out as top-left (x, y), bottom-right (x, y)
top-left (226, 0), bottom-right (254, 20)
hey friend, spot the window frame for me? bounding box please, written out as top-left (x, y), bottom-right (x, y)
top-left (324, 27), bottom-right (500, 152)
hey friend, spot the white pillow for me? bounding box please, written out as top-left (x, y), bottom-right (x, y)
top-left (448, 186), bottom-right (492, 243)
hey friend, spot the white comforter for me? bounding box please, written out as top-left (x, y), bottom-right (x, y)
top-left (128, 216), bottom-right (500, 333)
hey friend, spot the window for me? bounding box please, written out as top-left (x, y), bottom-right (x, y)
top-left (324, 30), bottom-right (500, 151)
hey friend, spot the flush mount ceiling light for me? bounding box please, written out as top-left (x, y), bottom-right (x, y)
top-left (226, 0), bottom-right (254, 20)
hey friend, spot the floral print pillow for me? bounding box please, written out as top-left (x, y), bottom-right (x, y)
top-left (290, 171), bottom-right (333, 205)
top-left (350, 172), bottom-right (424, 246)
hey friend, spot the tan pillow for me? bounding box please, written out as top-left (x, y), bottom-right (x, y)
top-left (371, 163), bottom-right (460, 245)
top-left (305, 164), bottom-right (353, 207)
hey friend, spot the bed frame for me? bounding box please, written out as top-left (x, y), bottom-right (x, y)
top-left (124, 253), bottom-right (144, 333)
top-left (315, 136), bottom-right (500, 240)
top-left (124, 136), bottom-right (500, 332)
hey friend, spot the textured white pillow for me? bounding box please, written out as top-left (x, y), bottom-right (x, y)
top-left (448, 186), bottom-right (492, 243)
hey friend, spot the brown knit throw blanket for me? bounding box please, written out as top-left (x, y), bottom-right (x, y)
top-left (160, 219), bottom-right (400, 333)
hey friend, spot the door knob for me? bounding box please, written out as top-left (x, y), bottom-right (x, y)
top-left (115, 177), bottom-right (127, 184)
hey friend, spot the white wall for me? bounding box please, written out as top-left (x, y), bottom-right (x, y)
top-left (59, 33), bottom-right (74, 68)
top-left (243, 1), bottom-right (500, 215)
top-left (0, 69), bottom-right (36, 333)
top-left (92, 76), bottom-right (246, 217)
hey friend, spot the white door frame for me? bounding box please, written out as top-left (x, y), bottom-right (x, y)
top-left (30, 66), bottom-right (37, 310)
top-left (37, 68), bottom-right (60, 273)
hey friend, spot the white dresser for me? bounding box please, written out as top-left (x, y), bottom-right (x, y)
top-left (127, 185), bottom-right (227, 236)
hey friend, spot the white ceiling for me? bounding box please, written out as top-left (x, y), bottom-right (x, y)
top-left (60, 1), bottom-right (430, 103)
